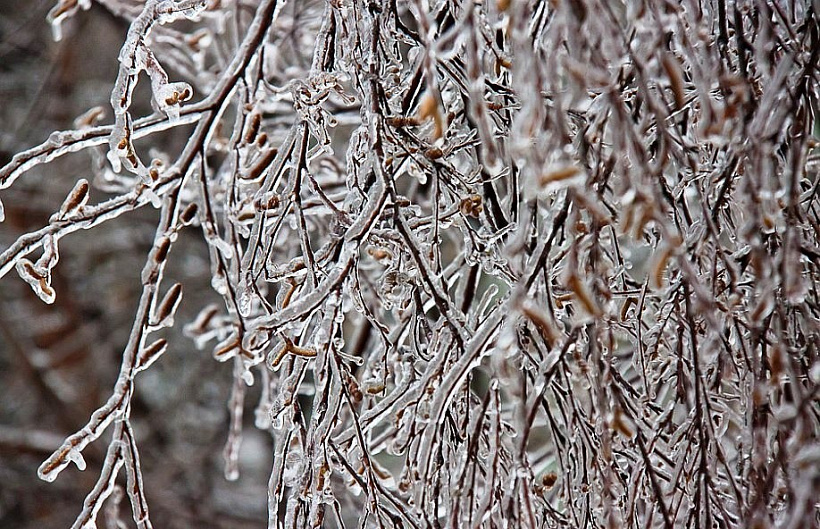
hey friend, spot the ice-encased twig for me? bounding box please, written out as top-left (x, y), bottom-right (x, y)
top-left (37, 190), bottom-right (182, 483)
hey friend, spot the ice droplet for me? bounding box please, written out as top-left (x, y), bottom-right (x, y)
top-left (224, 465), bottom-right (239, 482)
top-left (144, 188), bottom-right (163, 209)
top-left (67, 448), bottom-right (87, 471)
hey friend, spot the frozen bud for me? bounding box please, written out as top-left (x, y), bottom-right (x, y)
top-left (179, 202), bottom-right (199, 225)
top-left (541, 472), bottom-right (558, 489)
top-left (538, 165), bottom-right (584, 189)
top-left (156, 82), bottom-right (193, 120)
top-left (153, 236), bottom-right (171, 265)
top-left (16, 259), bottom-right (56, 304)
top-left (184, 303), bottom-right (220, 338)
top-left (244, 112), bottom-right (262, 143)
top-left (136, 338), bottom-right (168, 372)
top-left (58, 179), bottom-right (90, 218)
top-left (153, 282), bottom-right (183, 327)
top-left (213, 334), bottom-right (241, 362)
top-left (459, 194), bottom-right (483, 218)
top-left (424, 147), bottom-right (444, 160)
top-left (254, 192), bottom-right (281, 212)
top-left (73, 106), bottom-right (105, 129)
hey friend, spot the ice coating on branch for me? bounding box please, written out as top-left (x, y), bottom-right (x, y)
top-left (155, 0), bottom-right (207, 25)
top-left (107, 0), bottom-right (203, 175)
top-left (6, 1), bottom-right (818, 527)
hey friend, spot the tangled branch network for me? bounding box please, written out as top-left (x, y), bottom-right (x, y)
top-left (1, 0), bottom-right (819, 527)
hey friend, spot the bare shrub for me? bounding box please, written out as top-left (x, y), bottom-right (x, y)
top-left (1, 0), bottom-right (819, 528)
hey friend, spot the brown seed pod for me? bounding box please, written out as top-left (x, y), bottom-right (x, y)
top-left (19, 260), bottom-right (44, 281)
top-left (417, 93), bottom-right (445, 140)
top-left (242, 147), bottom-right (278, 183)
top-left (554, 292), bottom-right (574, 310)
top-left (418, 94), bottom-right (438, 121)
top-left (620, 297), bottom-right (637, 321)
top-left (521, 304), bottom-right (559, 348)
top-left (49, 0), bottom-right (79, 22)
top-left (189, 304), bottom-right (219, 334)
top-left (367, 246), bottom-right (392, 261)
top-left (213, 335), bottom-right (240, 361)
top-left (611, 406), bottom-right (635, 438)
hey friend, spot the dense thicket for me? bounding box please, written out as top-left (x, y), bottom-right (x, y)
top-left (0, 1), bottom-right (818, 528)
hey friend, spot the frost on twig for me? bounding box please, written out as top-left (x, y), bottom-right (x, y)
top-left (1, 0), bottom-right (819, 528)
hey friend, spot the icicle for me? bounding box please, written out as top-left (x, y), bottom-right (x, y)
top-left (223, 361), bottom-right (246, 481)
top-left (66, 448), bottom-right (88, 471)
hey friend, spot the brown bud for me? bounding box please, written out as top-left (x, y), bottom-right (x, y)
top-left (154, 283), bottom-right (182, 325)
top-left (425, 147), bottom-right (444, 159)
top-left (180, 202), bottom-right (199, 225)
top-left (459, 194), bottom-right (483, 217)
top-left (136, 338), bottom-right (168, 371)
top-left (153, 236), bottom-right (171, 265)
top-left (541, 472), bottom-right (557, 489)
top-left (60, 179), bottom-right (90, 216)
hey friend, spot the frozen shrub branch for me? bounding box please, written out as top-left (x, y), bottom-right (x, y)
top-left (0, 0), bottom-right (819, 528)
